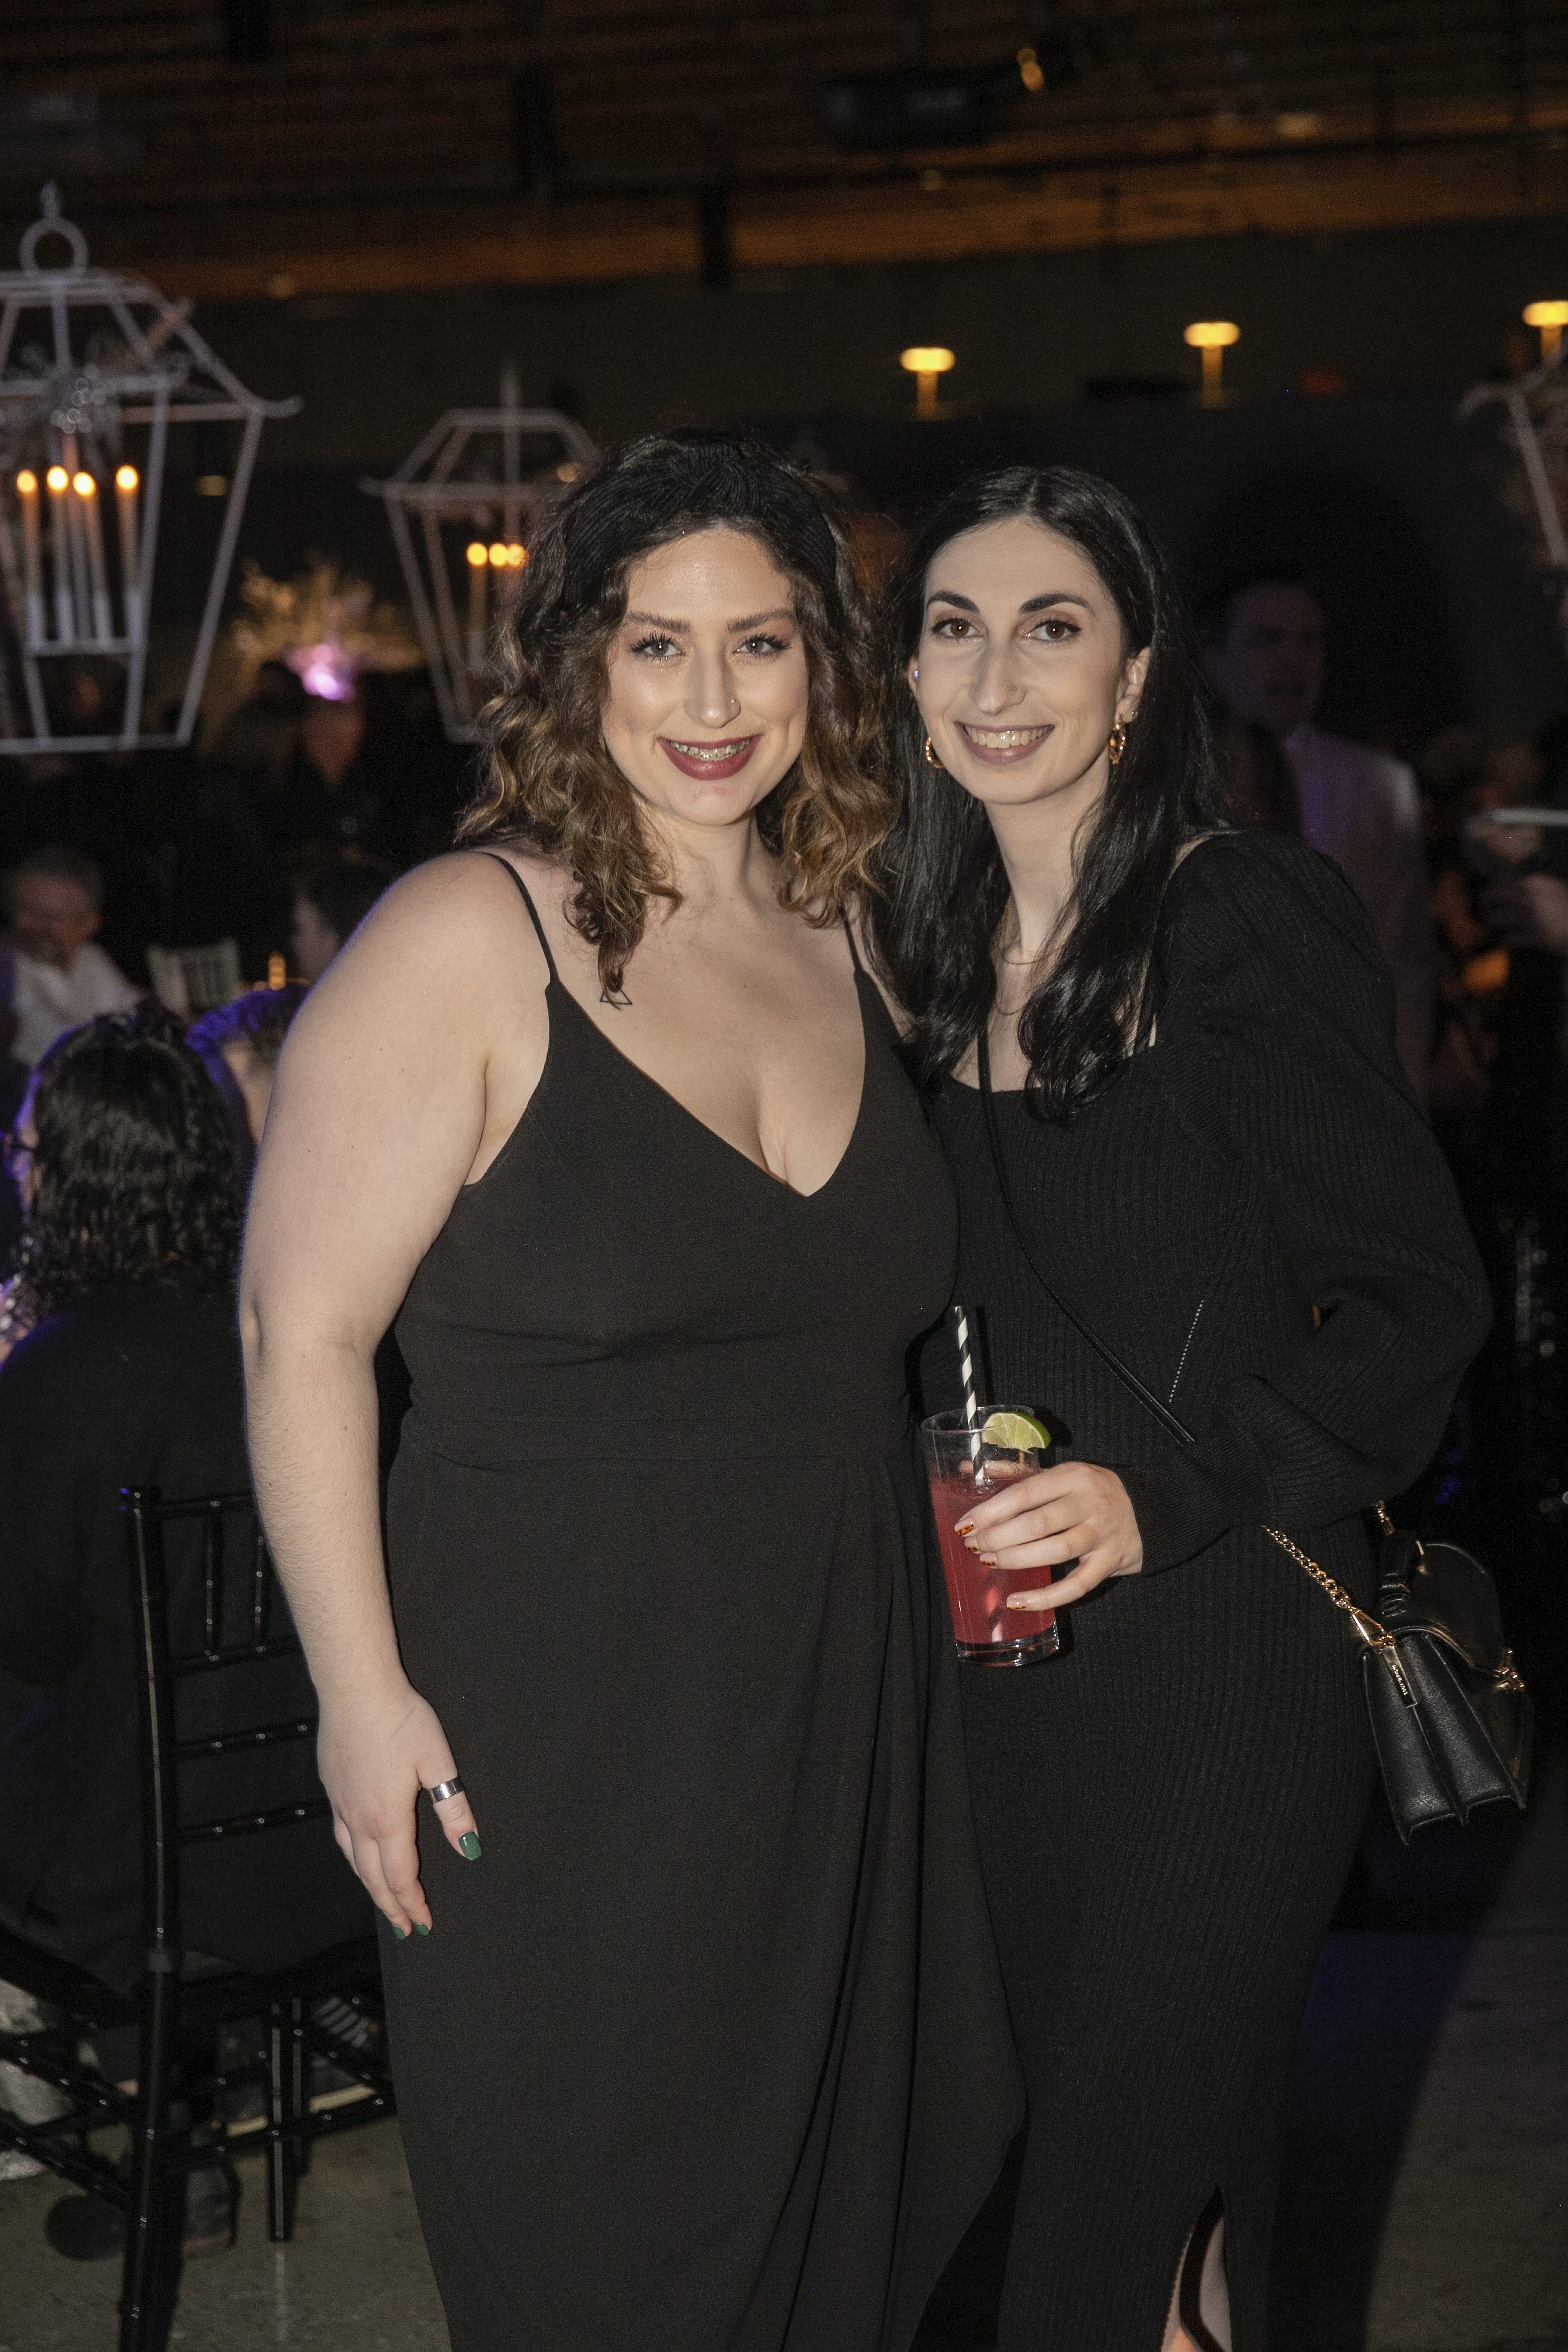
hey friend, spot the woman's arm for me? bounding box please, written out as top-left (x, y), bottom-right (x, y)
top-left (241, 853), bottom-right (547, 1933)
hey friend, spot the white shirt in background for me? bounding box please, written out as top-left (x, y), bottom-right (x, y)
top-left (11, 942), bottom-right (142, 1067)
top-left (1283, 723), bottom-right (1436, 1110)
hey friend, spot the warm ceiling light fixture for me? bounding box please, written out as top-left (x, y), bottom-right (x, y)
top-left (900, 345), bottom-right (956, 420)
top-left (1523, 301), bottom-right (1568, 363)
top-left (1184, 319), bottom-right (1240, 403)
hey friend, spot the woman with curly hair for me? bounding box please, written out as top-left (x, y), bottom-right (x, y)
top-left (241, 432), bottom-right (1020, 2352)
top-left (0, 1002), bottom-right (371, 2255)
top-left (0, 1006), bottom-right (248, 2002)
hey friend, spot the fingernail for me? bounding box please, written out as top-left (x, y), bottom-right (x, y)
top-left (963, 1538), bottom-right (980, 1553)
top-left (459, 1833), bottom-right (482, 1861)
top-left (414, 1921), bottom-right (432, 1935)
top-left (978, 1554), bottom-right (997, 1566)
top-left (392, 1924), bottom-right (408, 1940)
top-left (955, 1520), bottom-right (974, 1536)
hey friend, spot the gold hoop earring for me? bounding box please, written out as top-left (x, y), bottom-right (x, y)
top-left (1107, 721), bottom-right (1128, 767)
top-left (924, 734), bottom-right (945, 769)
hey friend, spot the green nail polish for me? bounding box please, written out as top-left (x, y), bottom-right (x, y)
top-left (392, 1924), bottom-right (408, 1940)
top-left (459, 1832), bottom-right (482, 1861)
top-left (414, 1921), bottom-right (432, 1935)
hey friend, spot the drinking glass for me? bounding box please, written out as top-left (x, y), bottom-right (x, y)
top-left (921, 1409), bottom-right (1059, 1666)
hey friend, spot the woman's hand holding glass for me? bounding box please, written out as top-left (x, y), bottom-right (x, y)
top-left (958, 1459), bottom-right (1143, 1610)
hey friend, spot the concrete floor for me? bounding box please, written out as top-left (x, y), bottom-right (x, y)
top-left (3, 1758), bottom-right (1564, 2352)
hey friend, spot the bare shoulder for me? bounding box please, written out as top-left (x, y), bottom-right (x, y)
top-left (291, 848), bottom-right (552, 1032)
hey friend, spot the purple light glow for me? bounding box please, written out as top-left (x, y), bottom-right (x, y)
top-left (287, 642), bottom-right (357, 701)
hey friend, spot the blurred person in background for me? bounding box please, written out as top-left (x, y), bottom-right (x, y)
top-left (0, 1004), bottom-right (370, 2259)
top-left (208, 660), bottom-right (310, 797)
top-left (1203, 574), bottom-right (1435, 1105)
top-left (1217, 714), bottom-right (1301, 833)
top-left (1414, 728), bottom-right (1541, 1128)
top-left (289, 848), bottom-right (399, 983)
top-left (187, 983), bottom-right (312, 1184)
top-left (4, 847), bottom-right (140, 1068)
top-left (266, 692), bottom-right (382, 862)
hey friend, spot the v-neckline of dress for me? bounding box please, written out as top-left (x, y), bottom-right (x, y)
top-left (548, 970), bottom-right (870, 1203)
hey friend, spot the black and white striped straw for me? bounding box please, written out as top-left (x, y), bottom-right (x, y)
top-left (949, 1302), bottom-right (984, 1453)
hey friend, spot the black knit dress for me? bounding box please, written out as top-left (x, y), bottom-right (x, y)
top-left (924, 832), bottom-right (1490, 2351)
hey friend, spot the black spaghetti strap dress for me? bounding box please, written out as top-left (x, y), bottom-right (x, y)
top-left (924, 833), bottom-right (1490, 2350)
top-left (380, 861), bottom-right (1021, 2352)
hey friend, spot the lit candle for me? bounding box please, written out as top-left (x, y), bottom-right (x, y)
top-left (74, 472), bottom-right (113, 643)
top-left (15, 469), bottom-right (44, 644)
top-left (45, 464), bottom-right (73, 641)
top-left (115, 465), bottom-right (141, 638)
top-left (466, 540), bottom-right (487, 669)
top-left (59, 441), bottom-right (92, 642)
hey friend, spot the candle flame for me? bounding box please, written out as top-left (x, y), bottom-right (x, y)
top-left (465, 541), bottom-right (487, 567)
top-left (73, 471), bottom-right (96, 498)
top-left (488, 542), bottom-right (508, 567)
top-left (16, 470), bottom-right (37, 495)
top-left (46, 466), bottom-right (68, 493)
top-left (116, 464), bottom-right (139, 492)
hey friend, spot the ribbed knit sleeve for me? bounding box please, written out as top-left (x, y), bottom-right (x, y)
top-left (1117, 831), bottom-right (1491, 1574)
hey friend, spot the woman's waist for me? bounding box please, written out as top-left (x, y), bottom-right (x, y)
top-left (400, 1389), bottom-right (913, 1468)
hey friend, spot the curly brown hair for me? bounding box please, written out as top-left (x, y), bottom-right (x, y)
top-left (457, 430), bottom-right (891, 996)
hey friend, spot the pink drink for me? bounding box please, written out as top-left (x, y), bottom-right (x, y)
top-left (921, 1413), bottom-right (1059, 1667)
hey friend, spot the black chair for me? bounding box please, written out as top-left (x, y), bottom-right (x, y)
top-left (0, 1487), bottom-right (394, 2350)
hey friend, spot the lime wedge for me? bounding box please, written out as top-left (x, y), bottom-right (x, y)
top-left (981, 1408), bottom-right (1051, 1453)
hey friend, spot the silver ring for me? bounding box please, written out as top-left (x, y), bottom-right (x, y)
top-left (425, 1778), bottom-right (464, 1804)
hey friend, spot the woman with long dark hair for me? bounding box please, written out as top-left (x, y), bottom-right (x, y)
top-left (241, 433), bottom-right (1018, 2351)
top-left (0, 1005), bottom-right (247, 1996)
top-left (872, 466), bottom-right (1489, 2350)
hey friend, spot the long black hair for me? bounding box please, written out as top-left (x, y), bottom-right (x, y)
top-left (16, 1002), bottom-right (241, 1320)
top-left (871, 465), bottom-right (1228, 1119)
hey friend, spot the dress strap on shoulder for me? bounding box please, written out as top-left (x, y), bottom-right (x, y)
top-left (478, 851), bottom-right (559, 985)
top-left (843, 915), bottom-right (865, 978)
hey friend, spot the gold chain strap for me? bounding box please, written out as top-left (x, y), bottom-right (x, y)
top-left (1267, 1509), bottom-right (1524, 1702)
top-left (1262, 1524), bottom-right (1369, 1621)
top-left (1263, 1518), bottom-right (1416, 1701)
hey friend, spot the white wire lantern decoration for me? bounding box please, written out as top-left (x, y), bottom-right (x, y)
top-left (363, 370), bottom-right (597, 743)
top-left (1458, 338), bottom-right (1568, 644)
top-left (0, 184), bottom-right (297, 753)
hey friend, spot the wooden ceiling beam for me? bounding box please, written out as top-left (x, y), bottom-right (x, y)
top-left (67, 134), bottom-right (1562, 305)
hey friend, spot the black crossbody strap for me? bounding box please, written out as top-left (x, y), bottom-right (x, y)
top-left (975, 1028), bottom-right (1198, 1449)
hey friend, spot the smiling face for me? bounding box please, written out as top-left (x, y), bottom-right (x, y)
top-left (601, 527), bottom-right (811, 839)
top-left (908, 516), bottom-right (1148, 821)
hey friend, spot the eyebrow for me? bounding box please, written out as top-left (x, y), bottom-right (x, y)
top-left (925, 589), bottom-right (1095, 616)
top-left (624, 607), bottom-right (796, 632)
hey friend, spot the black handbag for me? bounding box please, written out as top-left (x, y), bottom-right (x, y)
top-left (976, 1032), bottom-right (1533, 1843)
